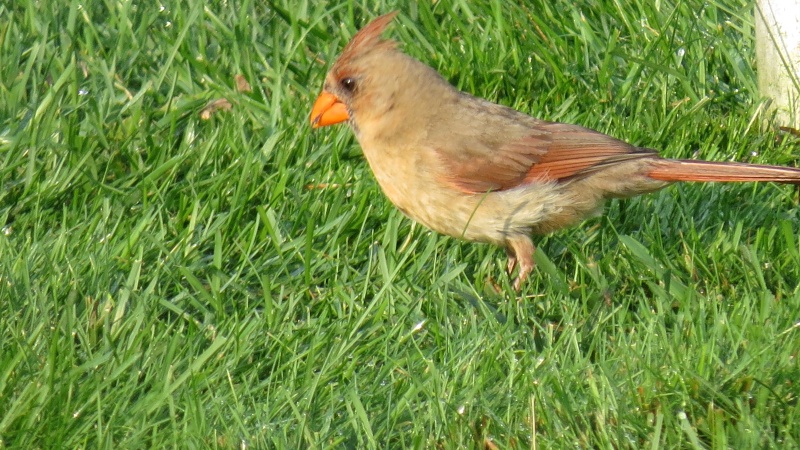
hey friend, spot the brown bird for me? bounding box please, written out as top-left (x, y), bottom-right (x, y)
top-left (310, 11), bottom-right (800, 290)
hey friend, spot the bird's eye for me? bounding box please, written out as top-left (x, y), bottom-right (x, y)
top-left (340, 77), bottom-right (357, 92)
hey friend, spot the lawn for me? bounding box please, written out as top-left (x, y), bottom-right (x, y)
top-left (1, 0), bottom-right (798, 448)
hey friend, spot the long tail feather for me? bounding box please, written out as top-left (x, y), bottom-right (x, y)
top-left (647, 159), bottom-right (800, 184)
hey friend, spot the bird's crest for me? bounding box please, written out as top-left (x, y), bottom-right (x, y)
top-left (338, 11), bottom-right (399, 62)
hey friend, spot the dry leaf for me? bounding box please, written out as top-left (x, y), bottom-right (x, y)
top-left (200, 98), bottom-right (233, 120)
top-left (235, 74), bottom-right (252, 93)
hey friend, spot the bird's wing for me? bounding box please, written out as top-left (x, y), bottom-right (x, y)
top-left (437, 121), bottom-right (658, 193)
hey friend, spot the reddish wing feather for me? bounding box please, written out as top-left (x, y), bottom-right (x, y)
top-left (439, 136), bottom-right (547, 192)
top-left (524, 123), bottom-right (656, 182)
top-left (443, 121), bottom-right (657, 193)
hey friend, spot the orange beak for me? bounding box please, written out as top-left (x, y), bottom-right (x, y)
top-left (310, 91), bottom-right (349, 128)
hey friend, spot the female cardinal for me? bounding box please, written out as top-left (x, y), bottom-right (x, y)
top-left (310, 11), bottom-right (800, 290)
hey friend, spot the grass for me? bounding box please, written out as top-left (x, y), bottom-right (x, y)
top-left (1, 0), bottom-right (799, 448)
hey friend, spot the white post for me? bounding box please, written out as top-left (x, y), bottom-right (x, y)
top-left (755, 0), bottom-right (800, 128)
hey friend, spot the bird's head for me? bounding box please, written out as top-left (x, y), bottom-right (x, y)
top-left (310, 11), bottom-right (451, 139)
top-left (310, 12), bottom-right (401, 132)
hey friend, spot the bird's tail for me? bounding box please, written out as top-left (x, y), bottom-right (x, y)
top-left (647, 159), bottom-right (800, 184)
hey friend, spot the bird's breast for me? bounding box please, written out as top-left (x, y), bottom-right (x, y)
top-left (358, 142), bottom-right (433, 219)
top-left (358, 140), bottom-right (568, 245)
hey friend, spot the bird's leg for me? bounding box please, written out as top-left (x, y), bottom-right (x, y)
top-left (505, 247), bottom-right (517, 275)
top-left (506, 236), bottom-right (536, 291)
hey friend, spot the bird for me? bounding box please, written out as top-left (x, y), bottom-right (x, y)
top-left (309, 11), bottom-right (800, 291)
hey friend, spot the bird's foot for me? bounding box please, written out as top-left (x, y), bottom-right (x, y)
top-left (506, 236), bottom-right (536, 292)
